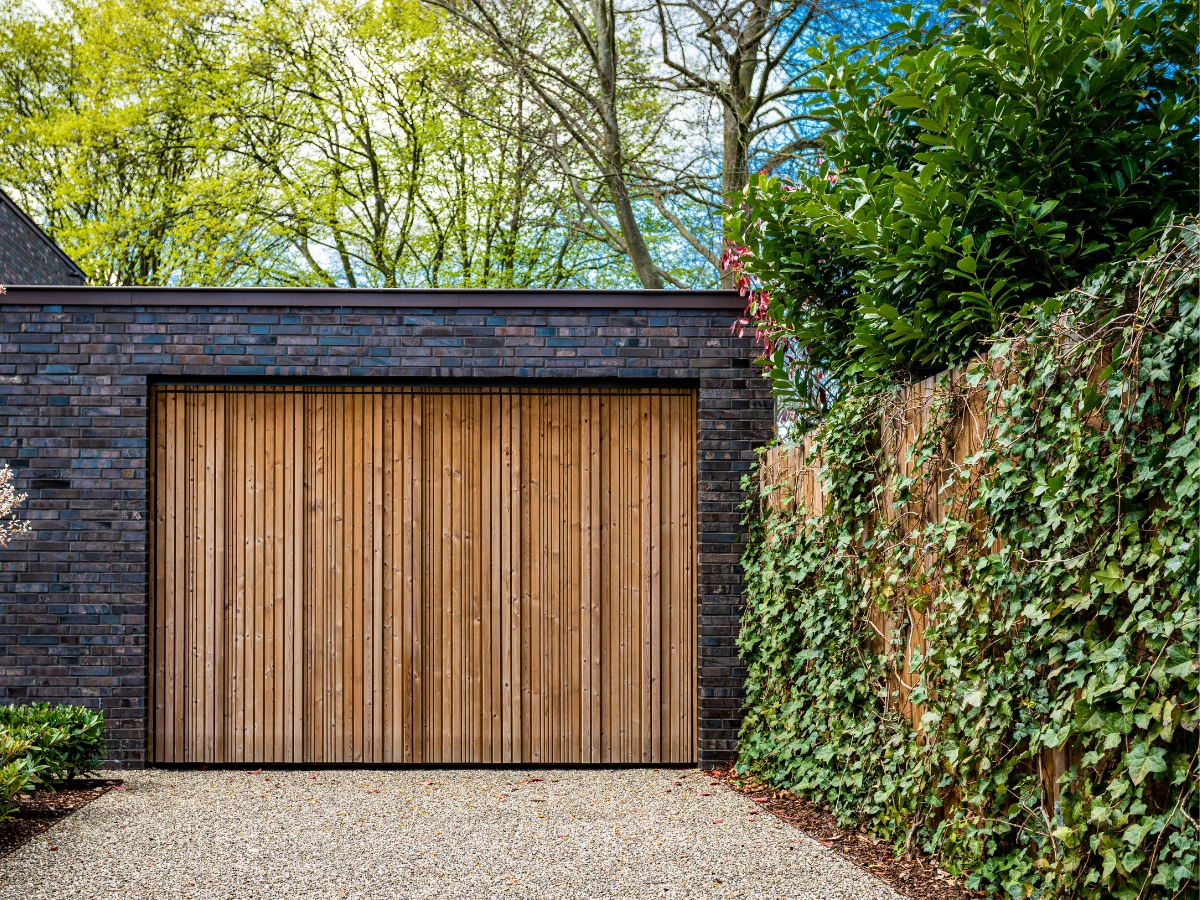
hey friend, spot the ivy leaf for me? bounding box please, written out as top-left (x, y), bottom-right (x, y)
top-left (1125, 743), bottom-right (1168, 786)
top-left (1123, 820), bottom-right (1150, 848)
top-left (1163, 644), bottom-right (1196, 678)
top-left (1093, 562), bottom-right (1125, 594)
top-left (959, 684), bottom-right (984, 708)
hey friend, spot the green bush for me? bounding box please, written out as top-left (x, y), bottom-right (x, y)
top-left (726, 0), bottom-right (1197, 421)
top-left (0, 730), bottom-right (39, 822)
top-left (736, 228), bottom-right (1198, 898)
top-left (0, 703), bottom-right (106, 786)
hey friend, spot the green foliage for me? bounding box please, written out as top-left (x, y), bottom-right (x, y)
top-left (726, 0), bottom-right (1197, 412)
top-left (736, 227), bottom-right (1198, 898)
top-left (0, 731), bottom-right (39, 823)
top-left (0, 1), bottom-right (556, 285)
top-left (0, 0), bottom-right (718, 288)
top-left (0, 703), bottom-right (106, 788)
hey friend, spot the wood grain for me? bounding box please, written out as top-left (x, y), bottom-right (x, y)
top-left (151, 384), bottom-right (697, 764)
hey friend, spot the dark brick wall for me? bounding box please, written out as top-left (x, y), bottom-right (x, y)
top-left (0, 303), bottom-right (773, 766)
top-left (0, 194), bottom-right (86, 286)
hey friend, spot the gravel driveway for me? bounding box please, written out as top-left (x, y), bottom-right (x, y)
top-left (0, 768), bottom-right (898, 900)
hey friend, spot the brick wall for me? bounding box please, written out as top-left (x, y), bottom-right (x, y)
top-left (0, 302), bottom-right (773, 766)
top-left (0, 193), bottom-right (86, 286)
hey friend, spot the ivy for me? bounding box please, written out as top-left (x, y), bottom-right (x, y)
top-left (736, 225), bottom-right (1199, 898)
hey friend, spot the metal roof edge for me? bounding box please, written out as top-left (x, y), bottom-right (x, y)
top-left (0, 285), bottom-right (744, 310)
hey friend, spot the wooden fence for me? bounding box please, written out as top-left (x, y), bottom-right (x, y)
top-left (756, 369), bottom-right (1072, 800)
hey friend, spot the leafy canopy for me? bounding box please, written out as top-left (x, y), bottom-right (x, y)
top-left (727, 0), bottom-right (1197, 413)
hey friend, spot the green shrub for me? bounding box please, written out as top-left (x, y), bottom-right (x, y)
top-left (736, 228), bottom-right (1198, 898)
top-left (0, 730), bottom-right (39, 822)
top-left (0, 703), bottom-right (106, 785)
top-left (726, 0), bottom-right (1197, 421)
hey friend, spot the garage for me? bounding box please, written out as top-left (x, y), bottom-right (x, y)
top-left (149, 383), bottom-right (696, 765)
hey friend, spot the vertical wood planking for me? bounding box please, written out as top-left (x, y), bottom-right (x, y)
top-left (151, 385), bottom-right (697, 764)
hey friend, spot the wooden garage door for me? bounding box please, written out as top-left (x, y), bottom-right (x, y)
top-left (150, 384), bottom-right (696, 764)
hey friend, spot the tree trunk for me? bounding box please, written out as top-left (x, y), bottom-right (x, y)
top-left (717, 0), bottom-right (766, 287)
top-left (592, 0), bottom-right (663, 289)
top-left (720, 104), bottom-right (753, 287)
top-left (605, 161), bottom-right (663, 289)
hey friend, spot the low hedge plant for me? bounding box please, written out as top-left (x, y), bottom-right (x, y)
top-left (0, 730), bottom-right (40, 822)
top-left (0, 703), bottom-right (106, 821)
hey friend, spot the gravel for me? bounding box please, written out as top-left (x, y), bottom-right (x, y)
top-left (0, 767), bottom-right (899, 899)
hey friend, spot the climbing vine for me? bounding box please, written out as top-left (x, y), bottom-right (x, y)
top-left (736, 225), bottom-right (1199, 898)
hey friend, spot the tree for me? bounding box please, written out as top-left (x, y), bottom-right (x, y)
top-left (0, 0), bottom-right (296, 285)
top-left (0, 461), bottom-right (30, 546)
top-left (650, 0), bottom-right (896, 285)
top-left (232, 0), bottom-right (635, 288)
top-left (727, 0), bottom-right (1198, 418)
top-left (0, 0), bottom-right (656, 287)
top-left (427, 0), bottom-right (685, 288)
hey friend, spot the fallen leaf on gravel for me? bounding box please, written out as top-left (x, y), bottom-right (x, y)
top-left (113, 787), bottom-right (126, 792)
top-left (752, 797), bottom-right (769, 803)
top-left (713, 819), bottom-right (723, 824)
top-left (420, 781), bottom-right (433, 786)
top-left (368, 790), bottom-right (379, 794)
top-left (518, 778), bottom-right (543, 785)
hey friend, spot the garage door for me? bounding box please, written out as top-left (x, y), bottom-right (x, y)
top-left (150, 384), bottom-right (696, 764)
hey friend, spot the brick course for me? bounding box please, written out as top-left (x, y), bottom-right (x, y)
top-left (0, 299), bottom-right (773, 766)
